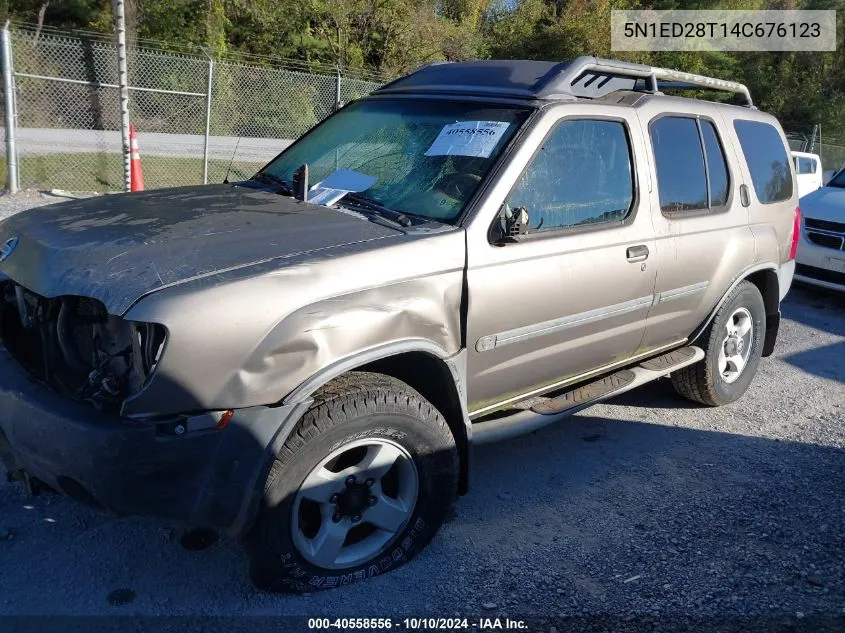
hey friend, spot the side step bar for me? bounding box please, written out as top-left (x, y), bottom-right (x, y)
top-left (472, 346), bottom-right (704, 445)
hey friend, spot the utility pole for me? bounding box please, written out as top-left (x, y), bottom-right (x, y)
top-left (809, 123), bottom-right (820, 154)
top-left (1, 22), bottom-right (19, 193)
top-left (201, 48), bottom-right (214, 185)
top-left (113, 0), bottom-right (132, 192)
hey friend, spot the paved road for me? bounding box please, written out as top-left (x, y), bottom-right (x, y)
top-left (0, 194), bottom-right (842, 626)
top-left (1, 127), bottom-right (292, 163)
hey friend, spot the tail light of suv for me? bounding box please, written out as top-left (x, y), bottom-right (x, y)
top-left (789, 206), bottom-right (802, 261)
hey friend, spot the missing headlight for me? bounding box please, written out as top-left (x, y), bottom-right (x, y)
top-left (0, 281), bottom-right (166, 412)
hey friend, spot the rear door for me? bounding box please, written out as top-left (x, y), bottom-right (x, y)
top-left (636, 104), bottom-right (756, 353)
top-left (729, 117), bottom-right (800, 273)
top-left (464, 105), bottom-right (657, 415)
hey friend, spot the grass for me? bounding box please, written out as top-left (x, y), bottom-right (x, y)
top-left (0, 153), bottom-right (264, 192)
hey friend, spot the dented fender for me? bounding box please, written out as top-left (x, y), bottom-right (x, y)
top-left (122, 229), bottom-right (467, 417)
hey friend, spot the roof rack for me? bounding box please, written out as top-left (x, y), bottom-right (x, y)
top-left (373, 56), bottom-right (754, 107)
top-left (547, 56), bottom-right (754, 107)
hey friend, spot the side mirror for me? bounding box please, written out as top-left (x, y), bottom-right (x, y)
top-left (504, 204), bottom-right (530, 236)
top-left (492, 204), bottom-right (531, 244)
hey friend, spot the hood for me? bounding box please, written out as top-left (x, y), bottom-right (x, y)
top-left (800, 186), bottom-right (845, 222)
top-left (0, 184), bottom-right (402, 314)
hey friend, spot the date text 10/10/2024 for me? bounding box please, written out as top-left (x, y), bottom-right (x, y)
top-left (308, 618), bottom-right (529, 630)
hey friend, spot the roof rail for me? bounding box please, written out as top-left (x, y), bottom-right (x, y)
top-left (543, 56), bottom-right (754, 107)
top-left (372, 57), bottom-right (754, 107)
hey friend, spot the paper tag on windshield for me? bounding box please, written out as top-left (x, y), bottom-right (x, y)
top-left (425, 121), bottom-right (510, 158)
top-left (308, 187), bottom-right (350, 206)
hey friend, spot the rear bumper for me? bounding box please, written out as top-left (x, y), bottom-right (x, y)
top-left (778, 259), bottom-right (795, 301)
top-left (0, 341), bottom-right (304, 534)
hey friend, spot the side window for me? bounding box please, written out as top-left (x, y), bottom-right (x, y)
top-left (700, 121), bottom-right (730, 207)
top-left (733, 120), bottom-right (793, 203)
top-left (794, 156), bottom-right (817, 174)
top-left (506, 119), bottom-right (634, 232)
top-left (650, 117), bottom-right (708, 212)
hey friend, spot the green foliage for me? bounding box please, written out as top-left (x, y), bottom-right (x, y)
top-left (6, 0), bottom-right (845, 139)
top-left (483, 0), bottom-right (844, 137)
top-left (5, 0), bottom-right (110, 30)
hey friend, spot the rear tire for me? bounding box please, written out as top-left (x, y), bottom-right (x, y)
top-left (671, 280), bottom-right (766, 406)
top-left (245, 372), bottom-right (458, 593)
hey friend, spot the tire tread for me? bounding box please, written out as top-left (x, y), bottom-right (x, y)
top-left (247, 370), bottom-right (458, 593)
top-left (265, 370), bottom-right (454, 497)
top-left (671, 280), bottom-right (761, 407)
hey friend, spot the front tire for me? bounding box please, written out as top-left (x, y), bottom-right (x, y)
top-left (245, 372), bottom-right (458, 593)
top-left (671, 280), bottom-right (766, 406)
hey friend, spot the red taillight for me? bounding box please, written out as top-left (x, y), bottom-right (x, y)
top-left (789, 206), bottom-right (801, 260)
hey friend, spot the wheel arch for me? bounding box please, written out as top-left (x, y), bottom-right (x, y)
top-left (745, 268), bottom-right (781, 357)
top-left (282, 340), bottom-right (471, 496)
top-left (690, 264), bottom-right (781, 357)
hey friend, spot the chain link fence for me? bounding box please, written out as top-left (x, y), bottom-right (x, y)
top-left (787, 131), bottom-right (845, 177)
top-left (818, 141), bottom-right (845, 175)
top-left (1, 24), bottom-right (383, 193)
top-left (4, 24), bottom-right (841, 195)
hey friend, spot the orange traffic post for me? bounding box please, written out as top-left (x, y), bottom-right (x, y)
top-left (129, 123), bottom-right (145, 192)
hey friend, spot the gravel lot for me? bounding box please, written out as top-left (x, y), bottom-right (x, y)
top-left (0, 191), bottom-right (843, 624)
top-left (0, 189), bottom-right (69, 220)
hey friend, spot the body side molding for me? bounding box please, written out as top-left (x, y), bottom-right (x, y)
top-left (689, 263), bottom-right (779, 344)
top-left (476, 295), bottom-right (654, 352)
top-left (655, 281), bottom-right (709, 304)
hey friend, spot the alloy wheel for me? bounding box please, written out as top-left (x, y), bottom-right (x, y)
top-left (718, 307), bottom-right (753, 384)
top-left (291, 438), bottom-right (419, 570)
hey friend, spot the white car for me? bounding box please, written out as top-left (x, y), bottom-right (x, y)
top-left (795, 167), bottom-right (845, 291)
top-left (792, 151), bottom-right (824, 198)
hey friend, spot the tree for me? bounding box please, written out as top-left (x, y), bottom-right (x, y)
top-left (4, 0), bottom-right (843, 135)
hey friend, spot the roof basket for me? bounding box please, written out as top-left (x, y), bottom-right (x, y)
top-left (543, 56), bottom-right (754, 107)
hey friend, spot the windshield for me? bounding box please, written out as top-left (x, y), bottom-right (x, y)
top-left (828, 168), bottom-right (845, 188)
top-left (259, 99), bottom-right (530, 221)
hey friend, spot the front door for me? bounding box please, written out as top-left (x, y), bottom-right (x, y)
top-left (465, 105), bottom-right (657, 416)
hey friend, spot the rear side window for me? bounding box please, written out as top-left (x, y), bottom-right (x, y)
top-left (506, 119), bottom-right (634, 232)
top-left (651, 117), bottom-right (707, 212)
top-left (651, 116), bottom-right (731, 213)
top-left (733, 120), bottom-right (793, 203)
top-left (794, 156), bottom-right (817, 174)
top-left (701, 121), bottom-right (729, 207)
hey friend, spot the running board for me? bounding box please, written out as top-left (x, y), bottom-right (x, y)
top-left (472, 346), bottom-right (704, 445)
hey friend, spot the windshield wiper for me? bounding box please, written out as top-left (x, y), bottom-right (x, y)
top-left (253, 171), bottom-right (293, 195)
top-left (341, 192), bottom-right (413, 228)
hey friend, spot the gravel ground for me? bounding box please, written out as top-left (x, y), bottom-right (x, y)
top-left (0, 189), bottom-right (69, 219)
top-left (0, 191), bottom-right (843, 624)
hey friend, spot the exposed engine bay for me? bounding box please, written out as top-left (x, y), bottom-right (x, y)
top-left (0, 280), bottom-right (165, 413)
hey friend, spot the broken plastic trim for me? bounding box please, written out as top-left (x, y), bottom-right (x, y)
top-left (0, 280), bottom-right (167, 414)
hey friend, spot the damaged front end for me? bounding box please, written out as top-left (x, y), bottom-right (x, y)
top-left (0, 280), bottom-right (166, 414)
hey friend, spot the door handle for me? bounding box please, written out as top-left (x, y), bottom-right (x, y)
top-left (739, 184), bottom-right (751, 207)
top-left (626, 245), bottom-right (649, 263)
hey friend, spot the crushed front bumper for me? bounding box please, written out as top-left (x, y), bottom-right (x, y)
top-left (0, 341), bottom-right (306, 535)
